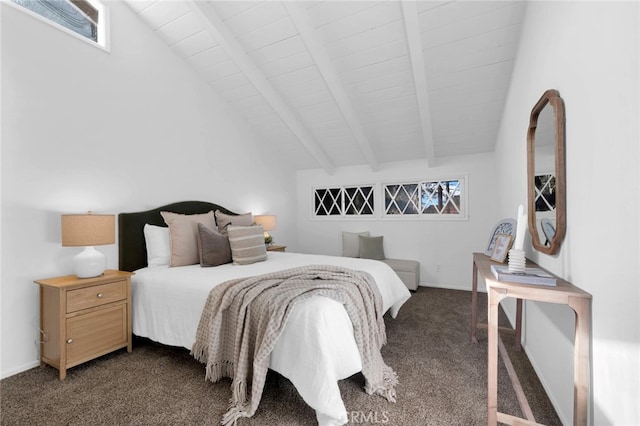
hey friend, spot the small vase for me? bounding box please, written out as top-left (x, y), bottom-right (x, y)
top-left (508, 249), bottom-right (526, 273)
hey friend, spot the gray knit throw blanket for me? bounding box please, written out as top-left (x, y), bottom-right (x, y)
top-left (191, 264), bottom-right (398, 426)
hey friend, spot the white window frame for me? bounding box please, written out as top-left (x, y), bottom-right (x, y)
top-left (312, 185), bottom-right (376, 220)
top-left (381, 175), bottom-right (468, 221)
top-left (311, 176), bottom-right (469, 221)
top-left (7, 0), bottom-right (110, 51)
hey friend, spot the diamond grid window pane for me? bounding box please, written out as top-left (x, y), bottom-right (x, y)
top-left (421, 180), bottom-right (462, 215)
top-left (314, 190), bottom-right (327, 215)
top-left (384, 185), bottom-right (402, 215)
top-left (344, 186), bottom-right (374, 215)
top-left (421, 182), bottom-right (440, 214)
top-left (314, 188), bottom-right (342, 216)
top-left (444, 180), bottom-right (462, 214)
top-left (385, 183), bottom-right (419, 215)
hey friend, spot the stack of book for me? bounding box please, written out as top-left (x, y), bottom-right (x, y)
top-left (490, 264), bottom-right (557, 286)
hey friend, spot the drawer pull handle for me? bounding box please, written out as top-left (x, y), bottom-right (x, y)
top-left (97, 293), bottom-right (104, 298)
top-left (66, 338), bottom-right (73, 344)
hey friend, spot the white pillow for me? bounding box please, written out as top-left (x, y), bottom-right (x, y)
top-left (342, 231), bottom-right (370, 257)
top-left (143, 224), bottom-right (170, 267)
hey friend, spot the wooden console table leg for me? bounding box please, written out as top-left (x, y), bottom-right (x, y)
top-left (514, 298), bottom-right (523, 352)
top-left (569, 296), bottom-right (591, 426)
top-left (471, 260), bottom-right (479, 343)
top-left (487, 286), bottom-right (506, 426)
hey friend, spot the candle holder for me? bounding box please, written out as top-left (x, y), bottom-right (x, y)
top-left (508, 249), bottom-right (526, 273)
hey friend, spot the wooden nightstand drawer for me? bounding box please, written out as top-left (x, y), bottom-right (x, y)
top-left (67, 280), bottom-right (127, 313)
top-left (66, 304), bottom-right (128, 367)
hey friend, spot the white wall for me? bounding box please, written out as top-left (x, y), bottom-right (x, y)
top-left (296, 154), bottom-right (496, 290)
top-left (0, 1), bottom-right (296, 378)
top-left (494, 1), bottom-right (639, 425)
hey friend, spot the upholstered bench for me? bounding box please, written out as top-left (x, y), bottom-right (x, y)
top-left (341, 231), bottom-right (420, 291)
top-left (381, 258), bottom-right (420, 291)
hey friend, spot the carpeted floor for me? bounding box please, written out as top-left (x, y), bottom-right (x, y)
top-left (1, 287), bottom-right (560, 425)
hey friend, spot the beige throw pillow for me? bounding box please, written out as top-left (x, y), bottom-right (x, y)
top-left (227, 225), bottom-right (267, 265)
top-left (160, 211), bottom-right (216, 267)
top-left (215, 210), bottom-right (254, 235)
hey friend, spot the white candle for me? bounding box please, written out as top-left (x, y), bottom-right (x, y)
top-left (514, 205), bottom-right (526, 250)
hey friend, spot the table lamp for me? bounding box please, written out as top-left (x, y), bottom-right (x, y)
top-left (61, 212), bottom-right (115, 278)
top-left (254, 215), bottom-right (276, 245)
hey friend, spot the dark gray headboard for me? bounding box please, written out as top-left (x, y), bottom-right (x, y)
top-left (118, 201), bottom-right (236, 272)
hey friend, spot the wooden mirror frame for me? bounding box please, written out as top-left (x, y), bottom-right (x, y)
top-left (527, 89), bottom-right (566, 255)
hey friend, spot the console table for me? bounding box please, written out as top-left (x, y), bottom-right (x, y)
top-left (471, 253), bottom-right (592, 426)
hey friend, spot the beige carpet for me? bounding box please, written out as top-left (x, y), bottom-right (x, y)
top-left (1, 287), bottom-right (560, 425)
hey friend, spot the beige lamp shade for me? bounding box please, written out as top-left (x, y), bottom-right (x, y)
top-left (61, 212), bottom-right (115, 247)
top-left (254, 215), bottom-right (276, 231)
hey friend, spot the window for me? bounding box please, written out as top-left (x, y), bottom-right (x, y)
top-left (383, 178), bottom-right (466, 218)
top-left (314, 186), bottom-right (374, 217)
top-left (344, 186), bottom-right (374, 215)
top-left (384, 183), bottom-right (420, 215)
top-left (314, 188), bottom-right (342, 216)
top-left (10, 0), bottom-right (107, 48)
top-left (312, 178), bottom-right (466, 220)
top-left (420, 180), bottom-right (462, 215)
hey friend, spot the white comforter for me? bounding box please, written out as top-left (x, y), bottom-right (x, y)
top-left (131, 252), bottom-right (411, 425)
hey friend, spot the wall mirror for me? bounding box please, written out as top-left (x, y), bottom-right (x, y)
top-left (527, 89), bottom-right (566, 255)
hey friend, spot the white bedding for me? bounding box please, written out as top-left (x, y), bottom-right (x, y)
top-left (131, 252), bottom-right (411, 426)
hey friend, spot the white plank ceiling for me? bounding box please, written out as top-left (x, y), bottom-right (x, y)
top-left (124, 0), bottom-right (526, 173)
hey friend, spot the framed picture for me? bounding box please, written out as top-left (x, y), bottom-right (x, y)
top-left (490, 234), bottom-right (512, 263)
top-left (485, 218), bottom-right (517, 256)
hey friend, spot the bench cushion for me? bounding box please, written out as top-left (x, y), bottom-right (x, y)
top-left (382, 258), bottom-right (420, 291)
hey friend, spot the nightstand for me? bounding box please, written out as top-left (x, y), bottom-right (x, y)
top-left (266, 245), bottom-right (287, 252)
top-left (34, 270), bottom-right (133, 379)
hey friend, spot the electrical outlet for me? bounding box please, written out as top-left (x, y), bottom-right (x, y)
top-left (435, 264), bottom-right (441, 272)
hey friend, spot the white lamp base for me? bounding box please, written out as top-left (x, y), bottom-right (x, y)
top-left (73, 246), bottom-right (106, 278)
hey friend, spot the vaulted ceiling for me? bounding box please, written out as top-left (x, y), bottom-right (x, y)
top-left (124, 0), bottom-right (526, 173)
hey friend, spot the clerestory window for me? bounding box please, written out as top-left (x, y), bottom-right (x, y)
top-left (314, 186), bottom-right (375, 217)
top-left (383, 178), bottom-right (466, 219)
top-left (10, 0), bottom-right (107, 48)
top-left (312, 178), bottom-right (467, 220)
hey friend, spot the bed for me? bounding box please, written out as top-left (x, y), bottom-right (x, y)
top-left (118, 201), bottom-right (411, 426)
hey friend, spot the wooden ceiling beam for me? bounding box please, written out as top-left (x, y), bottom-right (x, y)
top-left (187, 0), bottom-right (335, 174)
top-left (401, 1), bottom-right (436, 167)
top-left (284, 3), bottom-right (379, 172)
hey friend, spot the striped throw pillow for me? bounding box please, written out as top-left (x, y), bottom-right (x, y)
top-left (227, 225), bottom-right (267, 265)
